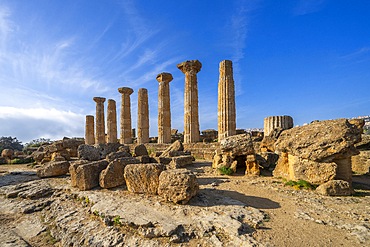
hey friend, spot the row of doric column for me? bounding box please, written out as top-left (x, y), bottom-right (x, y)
top-left (85, 59), bottom-right (237, 144)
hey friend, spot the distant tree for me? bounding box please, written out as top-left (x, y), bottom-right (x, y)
top-left (0, 136), bottom-right (23, 152)
top-left (24, 138), bottom-right (52, 148)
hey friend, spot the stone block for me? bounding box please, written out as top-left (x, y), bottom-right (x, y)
top-left (75, 160), bottom-right (108, 190)
top-left (106, 151), bottom-right (131, 162)
top-left (220, 133), bottom-right (255, 156)
top-left (124, 163), bottom-right (165, 194)
top-left (158, 169), bottom-right (199, 204)
top-left (169, 155), bottom-right (193, 169)
top-left (69, 160), bottom-right (89, 187)
top-left (36, 161), bottom-right (70, 178)
top-left (316, 180), bottom-right (352, 196)
top-left (99, 157), bottom-right (140, 189)
top-left (134, 144), bottom-right (148, 156)
top-left (77, 145), bottom-right (101, 161)
top-left (160, 140), bottom-right (184, 157)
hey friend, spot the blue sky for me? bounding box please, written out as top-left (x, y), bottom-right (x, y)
top-left (0, 0), bottom-right (369, 143)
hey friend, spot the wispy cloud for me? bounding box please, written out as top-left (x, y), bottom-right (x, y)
top-left (293, 0), bottom-right (326, 16)
top-left (0, 6), bottom-right (14, 52)
top-left (340, 47), bottom-right (370, 60)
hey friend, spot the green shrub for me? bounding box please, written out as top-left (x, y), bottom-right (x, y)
top-left (113, 215), bottom-right (122, 226)
top-left (284, 179), bottom-right (317, 190)
top-left (10, 157), bottom-right (34, 164)
top-left (218, 166), bottom-right (234, 175)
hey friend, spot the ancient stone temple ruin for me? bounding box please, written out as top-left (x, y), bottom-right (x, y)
top-left (218, 60), bottom-right (236, 141)
top-left (156, 72), bottom-right (173, 144)
top-left (177, 60), bottom-right (202, 144)
top-left (85, 115), bottom-right (95, 145)
top-left (263, 115), bottom-right (293, 136)
top-left (137, 88), bottom-right (149, 144)
top-left (93, 97), bottom-right (106, 144)
top-left (118, 87), bottom-right (134, 144)
top-left (107, 99), bottom-right (118, 144)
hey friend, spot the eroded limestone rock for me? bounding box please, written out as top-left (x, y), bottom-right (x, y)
top-left (316, 180), bottom-right (353, 196)
top-left (124, 163), bottom-right (164, 194)
top-left (36, 161), bottom-right (70, 178)
top-left (158, 169), bottom-right (199, 204)
top-left (75, 160), bottom-right (108, 190)
top-left (169, 155), bottom-right (193, 169)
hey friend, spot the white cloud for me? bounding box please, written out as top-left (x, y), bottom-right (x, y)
top-left (293, 0), bottom-right (326, 16)
top-left (0, 107), bottom-right (85, 143)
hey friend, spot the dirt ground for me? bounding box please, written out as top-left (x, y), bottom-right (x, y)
top-left (0, 162), bottom-right (369, 246)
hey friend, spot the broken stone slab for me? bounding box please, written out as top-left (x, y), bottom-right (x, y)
top-left (69, 160), bottom-right (89, 187)
top-left (77, 144), bottom-right (101, 161)
top-left (124, 163), bottom-right (165, 194)
top-left (220, 133), bottom-right (255, 156)
top-left (316, 180), bottom-right (353, 196)
top-left (260, 127), bottom-right (284, 152)
top-left (245, 155), bottom-right (260, 176)
top-left (75, 160), bottom-right (108, 190)
top-left (36, 161), bottom-right (70, 178)
top-left (106, 150), bottom-right (131, 162)
top-left (273, 152), bottom-right (337, 184)
top-left (99, 157), bottom-right (141, 189)
top-left (153, 156), bottom-right (172, 165)
top-left (351, 150), bottom-right (370, 174)
top-left (160, 140), bottom-right (184, 157)
top-left (158, 169), bottom-right (199, 204)
top-left (275, 119), bottom-right (362, 162)
top-left (94, 143), bottom-right (121, 158)
top-left (169, 155), bottom-right (193, 169)
top-left (134, 144), bottom-right (148, 156)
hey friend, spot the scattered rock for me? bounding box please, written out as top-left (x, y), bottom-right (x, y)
top-left (99, 157), bottom-right (140, 189)
top-left (75, 160), bottom-right (109, 190)
top-left (124, 163), bottom-right (165, 194)
top-left (160, 140), bottom-right (184, 157)
top-left (220, 133), bottom-right (255, 156)
top-left (316, 180), bottom-right (353, 196)
top-left (134, 144), bottom-right (149, 156)
top-left (77, 145), bottom-right (101, 161)
top-left (1, 149), bottom-right (14, 159)
top-left (106, 150), bottom-right (131, 162)
top-left (158, 169), bottom-right (199, 204)
top-left (36, 161), bottom-right (70, 178)
top-left (69, 160), bottom-right (89, 187)
top-left (169, 155), bottom-right (193, 169)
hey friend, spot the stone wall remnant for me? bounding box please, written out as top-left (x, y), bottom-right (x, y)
top-left (118, 87), bottom-right (134, 144)
top-left (218, 60), bottom-right (236, 141)
top-left (137, 88), bottom-right (149, 144)
top-left (264, 115), bottom-right (293, 137)
top-left (177, 60), bottom-right (202, 144)
top-left (93, 97), bottom-right (106, 144)
top-left (156, 72), bottom-right (173, 144)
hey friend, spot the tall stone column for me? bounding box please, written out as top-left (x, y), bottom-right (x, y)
top-left (177, 60), bottom-right (202, 144)
top-left (85, 115), bottom-right (95, 145)
top-left (156, 72), bottom-right (173, 144)
top-left (107, 99), bottom-right (117, 143)
top-left (137, 88), bottom-right (149, 144)
top-left (264, 115), bottom-right (294, 136)
top-left (93, 97), bottom-right (106, 144)
top-left (118, 87), bottom-right (134, 144)
top-left (218, 60), bottom-right (236, 141)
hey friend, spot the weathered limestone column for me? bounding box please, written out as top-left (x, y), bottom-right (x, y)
top-left (218, 60), bottom-right (236, 141)
top-left (156, 72), bottom-right (173, 143)
top-left (137, 88), bottom-right (149, 144)
top-left (118, 87), bottom-right (134, 144)
top-left (107, 99), bottom-right (117, 143)
top-left (264, 115), bottom-right (294, 136)
top-left (177, 60), bottom-right (202, 144)
top-left (85, 115), bottom-right (95, 145)
top-left (93, 97), bottom-right (106, 144)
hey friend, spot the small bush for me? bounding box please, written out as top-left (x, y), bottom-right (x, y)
top-left (10, 157), bottom-right (34, 164)
top-left (218, 166), bottom-right (234, 175)
top-left (284, 179), bottom-right (317, 190)
top-left (113, 215), bottom-right (122, 226)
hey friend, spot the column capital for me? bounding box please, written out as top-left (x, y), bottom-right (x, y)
top-left (93, 97), bottom-right (106, 103)
top-left (138, 88), bottom-right (148, 93)
top-left (156, 72), bottom-right (173, 83)
top-left (118, 87), bottom-right (134, 95)
top-left (177, 60), bottom-right (202, 74)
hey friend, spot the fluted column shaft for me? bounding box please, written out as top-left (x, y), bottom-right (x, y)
top-left (218, 60), bottom-right (236, 141)
top-left (137, 88), bottom-right (149, 144)
top-left (177, 60), bottom-right (202, 144)
top-left (85, 115), bottom-right (95, 145)
top-left (107, 99), bottom-right (117, 143)
top-left (118, 87), bottom-right (134, 144)
top-left (156, 72), bottom-right (173, 144)
top-left (93, 97), bottom-right (106, 144)
top-left (264, 115), bottom-right (294, 136)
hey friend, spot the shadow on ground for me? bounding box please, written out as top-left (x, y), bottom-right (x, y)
top-left (190, 188), bottom-right (281, 209)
